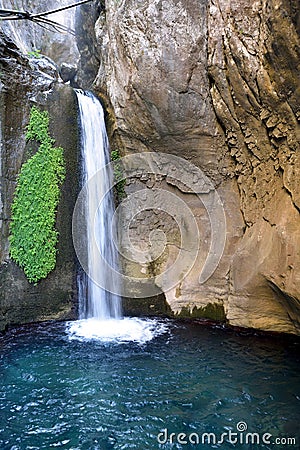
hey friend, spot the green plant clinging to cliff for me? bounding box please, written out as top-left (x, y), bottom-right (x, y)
top-left (27, 49), bottom-right (41, 59)
top-left (9, 106), bottom-right (65, 283)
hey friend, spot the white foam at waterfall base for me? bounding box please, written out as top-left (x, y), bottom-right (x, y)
top-left (67, 317), bottom-right (169, 344)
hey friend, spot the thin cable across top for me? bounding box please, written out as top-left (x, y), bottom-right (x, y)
top-left (0, 0), bottom-right (94, 35)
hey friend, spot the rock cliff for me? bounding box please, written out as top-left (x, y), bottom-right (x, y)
top-left (82, 0), bottom-right (300, 334)
top-left (0, 1), bottom-right (79, 331)
top-left (1, 0), bottom-right (299, 336)
top-left (0, 0), bottom-right (79, 66)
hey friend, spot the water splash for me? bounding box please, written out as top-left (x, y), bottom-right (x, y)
top-left (67, 317), bottom-right (169, 344)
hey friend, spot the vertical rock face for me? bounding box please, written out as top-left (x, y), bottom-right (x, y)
top-left (0, 13), bottom-right (79, 330)
top-left (1, 0), bottom-right (299, 335)
top-left (87, 0), bottom-right (300, 334)
top-left (207, 0), bottom-right (300, 334)
top-left (0, 0), bottom-right (79, 65)
top-left (75, 1), bottom-right (103, 88)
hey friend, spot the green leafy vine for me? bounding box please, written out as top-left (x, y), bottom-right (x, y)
top-left (9, 106), bottom-right (65, 283)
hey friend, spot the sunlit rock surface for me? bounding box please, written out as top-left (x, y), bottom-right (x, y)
top-left (84, 0), bottom-right (300, 334)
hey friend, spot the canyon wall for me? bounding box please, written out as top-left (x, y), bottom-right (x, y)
top-left (0, 0), bottom-right (299, 335)
top-left (0, 0), bottom-right (79, 65)
top-left (0, 1), bottom-right (79, 331)
top-left (82, 0), bottom-right (300, 334)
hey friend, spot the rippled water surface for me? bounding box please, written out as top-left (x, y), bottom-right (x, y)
top-left (0, 320), bottom-right (299, 449)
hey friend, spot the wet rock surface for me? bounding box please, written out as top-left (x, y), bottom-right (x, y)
top-left (0, 32), bottom-right (79, 331)
top-left (59, 63), bottom-right (77, 83)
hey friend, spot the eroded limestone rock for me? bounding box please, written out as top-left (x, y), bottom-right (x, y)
top-left (87, 0), bottom-right (300, 334)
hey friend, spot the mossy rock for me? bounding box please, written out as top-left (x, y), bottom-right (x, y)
top-left (122, 293), bottom-right (172, 317)
top-left (176, 303), bottom-right (226, 321)
top-left (9, 106), bottom-right (65, 283)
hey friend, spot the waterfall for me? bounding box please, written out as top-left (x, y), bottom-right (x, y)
top-left (75, 90), bottom-right (122, 320)
top-left (69, 90), bottom-right (167, 343)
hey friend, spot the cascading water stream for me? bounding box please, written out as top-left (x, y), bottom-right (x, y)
top-left (75, 90), bottom-right (122, 320)
top-left (69, 90), bottom-right (168, 343)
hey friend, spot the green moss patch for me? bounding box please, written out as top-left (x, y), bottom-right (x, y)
top-left (176, 303), bottom-right (226, 321)
top-left (9, 106), bottom-right (65, 283)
